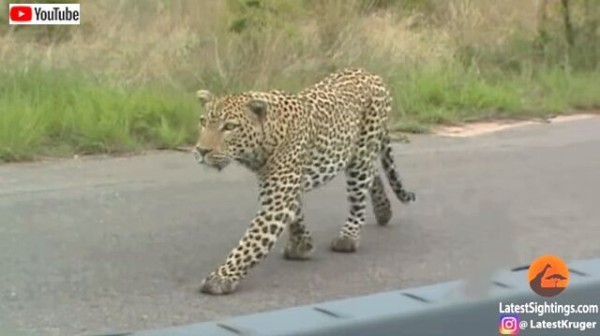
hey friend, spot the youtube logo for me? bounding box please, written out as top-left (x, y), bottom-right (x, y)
top-left (8, 3), bottom-right (80, 25)
top-left (9, 5), bottom-right (32, 22)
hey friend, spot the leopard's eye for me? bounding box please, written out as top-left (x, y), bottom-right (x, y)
top-left (222, 122), bottom-right (240, 131)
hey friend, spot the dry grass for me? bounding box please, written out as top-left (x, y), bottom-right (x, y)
top-left (0, 0), bottom-right (552, 87)
top-left (1, 0), bottom-right (595, 85)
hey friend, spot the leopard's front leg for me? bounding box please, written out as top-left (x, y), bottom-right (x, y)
top-left (200, 174), bottom-right (301, 295)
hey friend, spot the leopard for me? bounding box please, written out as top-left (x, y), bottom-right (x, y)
top-left (193, 68), bottom-right (416, 295)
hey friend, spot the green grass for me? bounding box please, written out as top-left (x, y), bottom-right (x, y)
top-left (388, 65), bottom-right (600, 130)
top-left (1, 64), bottom-right (599, 163)
top-left (391, 65), bottom-right (521, 124)
top-left (0, 67), bottom-right (198, 162)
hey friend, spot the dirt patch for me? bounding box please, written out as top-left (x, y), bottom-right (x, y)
top-left (434, 113), bottom-right (599, 138)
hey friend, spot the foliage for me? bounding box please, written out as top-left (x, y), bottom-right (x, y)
top-left (0, 0), bottom-right (598, 161)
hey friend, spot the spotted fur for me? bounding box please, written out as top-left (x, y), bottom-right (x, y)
top-left (194, 68), bottom-right (416, 295)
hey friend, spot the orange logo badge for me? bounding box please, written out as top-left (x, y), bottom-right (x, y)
top-left (528, 255), bottom-right (569, 297)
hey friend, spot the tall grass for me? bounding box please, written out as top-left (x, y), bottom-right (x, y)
top-left (0, 0), bottom-right (599, 161)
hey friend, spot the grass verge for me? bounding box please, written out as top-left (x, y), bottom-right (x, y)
top-left (1, 65), bottom-right (599, 163)
top-left (389, 65), bottom-right (600, 131)
top-left (0, 67), bottom-right (197, 162)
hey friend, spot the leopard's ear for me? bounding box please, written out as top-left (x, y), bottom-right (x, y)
top-left (246, 99), bottom-right (267, 123)
top-left (196, 90), bottom-right (214, 105)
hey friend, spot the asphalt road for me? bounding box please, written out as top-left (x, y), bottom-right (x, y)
top-left (1, 118), bottom-right (599, 336)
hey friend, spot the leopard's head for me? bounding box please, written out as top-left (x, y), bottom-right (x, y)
top-left (194, 90), bottom-right (269, 171)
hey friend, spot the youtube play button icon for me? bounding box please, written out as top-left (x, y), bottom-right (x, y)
top-left (9, 5), bottom-right (33, 22)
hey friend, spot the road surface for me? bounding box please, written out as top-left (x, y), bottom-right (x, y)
top-left (1, 118), bottom-right (599, 336)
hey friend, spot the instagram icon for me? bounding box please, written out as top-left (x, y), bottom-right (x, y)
top-left (499, 314), bottom-right (521, 335)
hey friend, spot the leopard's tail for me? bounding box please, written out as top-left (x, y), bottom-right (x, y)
top-left (380, 135), bottom-right (416, 204)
